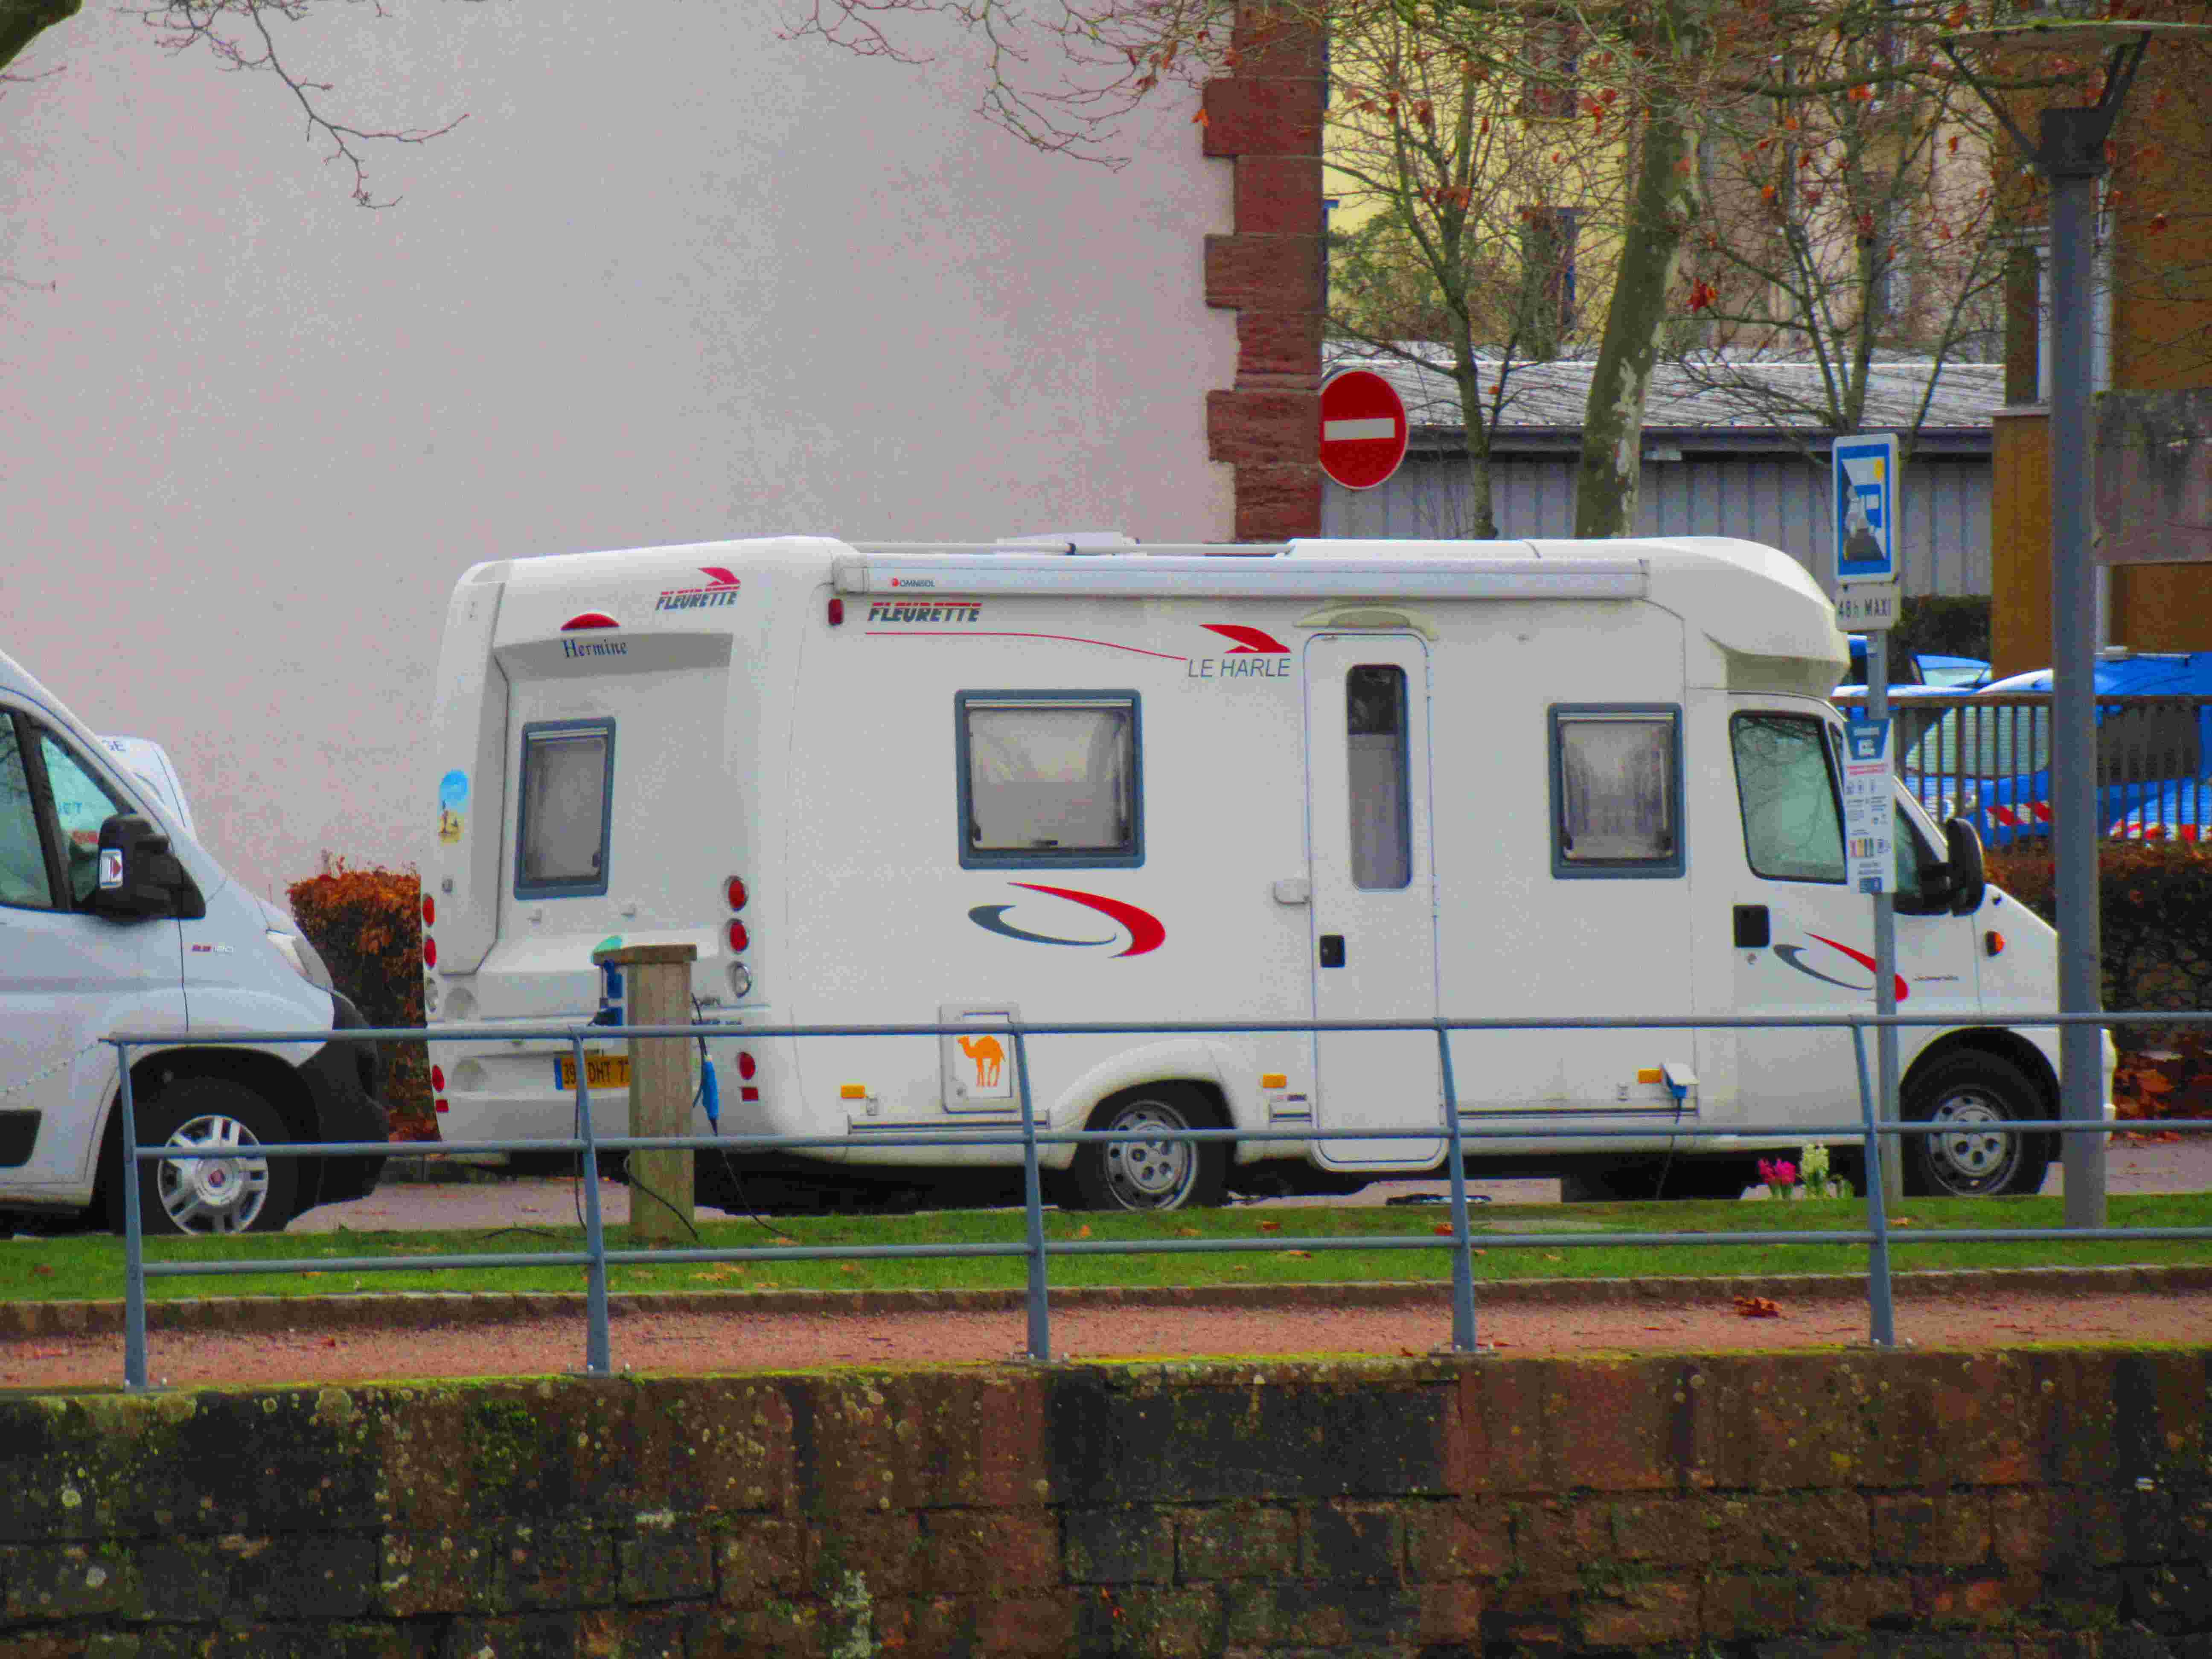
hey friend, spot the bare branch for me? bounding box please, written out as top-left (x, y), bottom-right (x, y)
top-left (136, 1), bottom-right (472, 206)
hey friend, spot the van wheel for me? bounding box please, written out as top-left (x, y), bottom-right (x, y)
top-left (1070, 1087), bottom-right (1228, 1213)
top-left (1903, 1052), bottom-right (2053, 1199)
top-left (132, 1079), bottom-right (298, 1236)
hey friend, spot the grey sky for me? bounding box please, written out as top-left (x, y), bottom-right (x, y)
top-left (0, 1), bottom-right (1234, 902)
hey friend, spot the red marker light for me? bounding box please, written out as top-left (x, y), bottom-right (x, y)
top-left (725, 876), bottom-right (748, 912)
top-left (421, 895), bottom-right (435, 928)
top-left (726, 920), bottom-right (749, 955)
top-left (1985, 931), bottom-right (2006, 958)
top-left (827, 597), bottom-right (845, 626)
top-left (435, 1098), bottom-right (450, 1114)
top-left (740, 1087), bottom-right (760, 1103)
top-left (737, 1051), bottom-right (757, 1080)
top-left (560, 612), bottom-right (620, 631)
top-left (423, 935), bottom-right (438, 969)
top-left (431, 1065), bottom-right (446, 1092)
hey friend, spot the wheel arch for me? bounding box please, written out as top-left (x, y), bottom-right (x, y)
top-left (1902, 1027), bottom-right (2058, 1118)
top-left (93, 1046), bottom-right (321, 1218)
top-left (1045, 1040), bottom-right (1243, 1167)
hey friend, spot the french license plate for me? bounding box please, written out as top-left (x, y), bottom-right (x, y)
top-left (553, 1053), bottom-right (629, 1091)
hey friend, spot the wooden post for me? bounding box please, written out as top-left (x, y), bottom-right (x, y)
top-left (592, 941), bottom-right (699, 1246)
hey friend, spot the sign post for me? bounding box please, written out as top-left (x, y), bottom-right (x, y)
top-left (1833, 432), bottom-right (1905, 1206)
top-left (1318, 370), bottom-right (1411, 492)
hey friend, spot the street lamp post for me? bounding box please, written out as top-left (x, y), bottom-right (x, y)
top-left (1939, 17), bottom-right (2212, 1228)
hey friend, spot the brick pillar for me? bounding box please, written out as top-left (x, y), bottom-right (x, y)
top-left (1201, 6), bottom-right (1325, 542)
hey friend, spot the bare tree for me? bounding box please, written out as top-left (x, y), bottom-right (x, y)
top-left (4, 0), bottom-right (476, 207)
top-left (1325, 6), bottom-right (1618, 536)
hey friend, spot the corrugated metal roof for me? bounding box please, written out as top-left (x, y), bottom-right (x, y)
top-left (1323, 343), bottom-right (2007, 435)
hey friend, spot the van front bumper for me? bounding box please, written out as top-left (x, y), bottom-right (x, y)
top-left (300, 992), bottom-right (390, 1208)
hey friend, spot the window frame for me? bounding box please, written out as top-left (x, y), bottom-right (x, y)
top-left (32, 724), bottom-right (132, 911)
top-left (513, 718), bottom-right (617, 900)
top-left (0, 710), bottom-right (64, 913)
top-left (954, 690), bottom-right (1144, 871)
top-left (1548, 704), bottom-right (1685, 880)
top-left (1346, 664), bottom-right (1414, 892)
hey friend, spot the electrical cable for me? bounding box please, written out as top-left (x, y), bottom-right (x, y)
top-left (693, 995), bottom-right (795, 1243)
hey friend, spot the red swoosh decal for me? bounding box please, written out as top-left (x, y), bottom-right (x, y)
top-left (1807, 933), bottom-right (1909, 1002)
top-left (1011, 883), bottom-right (1166, 957)
top-left (699, 566), bottom-right (740, 586)
top-left (1201, 624), bottom-right (1291, 655)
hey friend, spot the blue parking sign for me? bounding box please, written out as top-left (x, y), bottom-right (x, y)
top-left (1834, 433), bottom-right (1899, 584)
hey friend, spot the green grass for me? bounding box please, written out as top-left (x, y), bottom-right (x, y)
top-left (3, 1193), bottom-right (2209, 1304)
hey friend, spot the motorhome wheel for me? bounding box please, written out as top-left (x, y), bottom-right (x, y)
top-left (135, 1079), bottom-right (298, 1236)
top-left (1903, 1052), bottom-right (2054, 1199)
top-left (1072, 1087), bottom-right (1227, 1212)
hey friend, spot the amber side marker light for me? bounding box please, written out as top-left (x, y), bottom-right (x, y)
top-left (1985, 931), bottom-right (2006, 958)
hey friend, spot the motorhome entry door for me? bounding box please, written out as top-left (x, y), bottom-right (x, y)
top-left (1303, 635), bottom-right (1444, 1167)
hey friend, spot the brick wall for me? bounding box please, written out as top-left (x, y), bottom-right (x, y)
top-left (1202, 6), bottom-right (1326, 543)
top-left (3, 1350), bottom-right (2207, 1656)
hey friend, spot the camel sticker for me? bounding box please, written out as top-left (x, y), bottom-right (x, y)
top-left (957, 1034), bottom-right (1005, 1090)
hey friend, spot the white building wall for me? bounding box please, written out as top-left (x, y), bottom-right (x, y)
top-left (0, 3), bottom-right (1234, 899)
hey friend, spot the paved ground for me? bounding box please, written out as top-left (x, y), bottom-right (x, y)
top-left (291, 1133), bottom-right (2212, 1232)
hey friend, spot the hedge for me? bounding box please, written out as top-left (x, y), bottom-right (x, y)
top-left (1985, 840), bottom-right (2212, 1120)
top-left (285, 859), bottom-right (433, 1141)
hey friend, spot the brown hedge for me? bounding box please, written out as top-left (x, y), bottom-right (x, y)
top-left (1985, 840), bottom-right (2212, 1121)
top-left (285, 858), bottom-right (433, 1142)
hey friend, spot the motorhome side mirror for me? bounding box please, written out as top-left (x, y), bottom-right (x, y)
top-left (1941, 815), bottom-right (1986, 917)
top-left (87, 814), bottom-right (202, 921)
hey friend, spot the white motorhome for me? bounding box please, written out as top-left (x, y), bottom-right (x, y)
top-left (425, 536), bottom-right (2092, 1210)
top-left (0, 650), bottom-right (389, 1235)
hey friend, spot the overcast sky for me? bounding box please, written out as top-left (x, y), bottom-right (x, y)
top-left (0, 0), bottom-right (1234, 901)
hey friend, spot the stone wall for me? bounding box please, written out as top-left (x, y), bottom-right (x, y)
top-left (2, 1349), bottom-right (2207, 1657)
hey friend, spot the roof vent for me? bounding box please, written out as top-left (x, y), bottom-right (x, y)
top-left (994, 531), bottom-right (1137, 555)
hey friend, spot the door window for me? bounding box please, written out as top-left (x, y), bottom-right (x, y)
top-left (0, 721), bottom-right (54, 911)
top-left (516, 721), bottom-right (614, 897)
top-left (1347, 666), bottom-right (1410, 890)
top-left (957, 693), bottom-right (1141, 868)
top-left (37, 732), bottom-right (128, 908)
top-left (1733, 713), bottom-right (1846, 882)
top-left (1549, 707), bottom-right (1683, 877)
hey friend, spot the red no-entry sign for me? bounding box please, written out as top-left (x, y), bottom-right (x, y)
top-left (1318, 370), bottom-right (1409, 491)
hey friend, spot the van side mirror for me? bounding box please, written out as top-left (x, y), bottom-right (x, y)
top-left (1941, 815), bottom-right (1986, 917)
top-left (87, 814), bottom-right (204, 921)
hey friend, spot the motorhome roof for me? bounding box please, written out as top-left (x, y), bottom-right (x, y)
top-left (474, 533), bottom-right (1844, 677)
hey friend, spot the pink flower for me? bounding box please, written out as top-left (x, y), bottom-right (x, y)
top-left (1773, 1161), bottom-right (1798, 1188)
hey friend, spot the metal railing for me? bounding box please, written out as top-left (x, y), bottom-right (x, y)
top-left (1834, 692), bottom-right (2212, 841)
top-left (101, 1009), bottom-right (2212, 1392)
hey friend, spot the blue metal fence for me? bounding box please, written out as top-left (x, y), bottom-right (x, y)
top-left (101, 1010), bottom-right (2212, 1393)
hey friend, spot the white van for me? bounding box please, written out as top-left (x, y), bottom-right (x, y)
top-left (96, 736), bottom-right (198, 840)
top-left (424, 535), bottom-right (2093, 1210)
top-left (0, 649), bottom-right (388, 1234)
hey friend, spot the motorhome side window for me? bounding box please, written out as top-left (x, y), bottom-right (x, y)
top-left (1348, 667), bottom-right (1412, 890)
top-left (1732, 713), bottom-right (1845, 882)
top-left (0, 718), bottom-right (56, 911)
top-left (515, 720), bottom-right (614, 898)
top-left (958, 693), bottom-right (1141, 868)
top-left (1548, 707), bottom-right (1683, 878)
